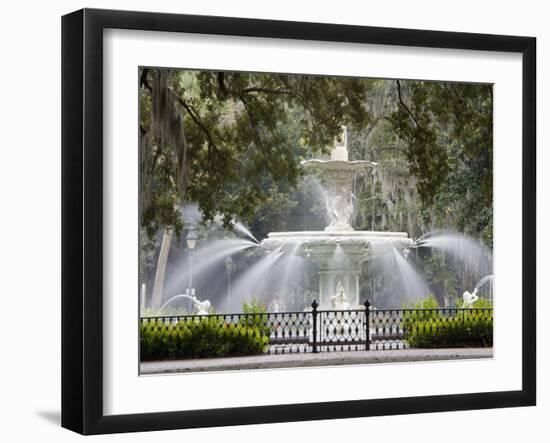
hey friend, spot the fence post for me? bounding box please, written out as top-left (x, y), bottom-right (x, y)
top-left (311, 299), bottom-right (319, 353)
top-left (364, 299), bottom-right (371, 350)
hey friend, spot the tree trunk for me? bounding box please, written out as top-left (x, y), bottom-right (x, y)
top-left (151, 229), bottom-right (173, 309)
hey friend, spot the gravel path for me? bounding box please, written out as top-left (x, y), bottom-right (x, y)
top-left (140, 348), bottom-right (493, 374)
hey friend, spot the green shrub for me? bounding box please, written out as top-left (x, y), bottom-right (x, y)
top-left (400, 295), bottom-right (493, 348)
top-left (404, 295), bottom-right (440, 310)
top-left (401, 295), bottom-right (442, 327)
top-left (404, 310), bottom-right (493, 348)
top-left (140, 316), bottom-right (269, 361)
top-left (242, 296), bottom-right (267, 314)
top-left (241, 297), bottom-right (271, 336)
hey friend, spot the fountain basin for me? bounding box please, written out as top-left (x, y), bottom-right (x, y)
top-left (301, 158), bottom-right (377, 174)
top-left (262, 231), bottom-right (412, 259)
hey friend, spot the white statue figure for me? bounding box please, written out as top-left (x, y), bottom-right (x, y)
top-left (268, 298), bottom-right (281, 313)
top-left (462, 288), bottom-right (479, 307)
top-left (331, 281), bottom-right (351, 310)
top-left (191, 295), bottom-right (211, 315)
top-left (331, 126), bottom-right (349, 161)
top-left (323, 190), bottom-right (354, 231)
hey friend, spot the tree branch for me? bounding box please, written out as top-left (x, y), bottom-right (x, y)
top-left (396, 80), bottom-right (422, 130)
top-left (168, 88), bottom-right (218, 153)
top-left (239, 94), bottom-right (267, 153)
top-left (217, 72), bottom-right (228, 97)
top-left (149, 144), bottom-right (161, 176)
top-left (241, 87), bottom-right (291, 95)
top-left (140, 68), bottom-right (152, 91)
top-left (447, 83), bottom-right (466, 106)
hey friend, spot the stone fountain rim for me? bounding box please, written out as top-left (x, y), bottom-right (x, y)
top-left (265, 230), bottom-right (410, 239)
top-left (301, 159), bottom-right (377, 170)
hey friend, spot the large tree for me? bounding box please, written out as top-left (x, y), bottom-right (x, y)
top-left (348, 79), bottom-right (492, 243)
top-left (139, 69), bottom-right (373, 307)
top-left (389, 80), bottom-right (493, 243)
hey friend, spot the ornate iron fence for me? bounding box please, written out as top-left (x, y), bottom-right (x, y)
top-left (140, 301), bottom-right (493, 360)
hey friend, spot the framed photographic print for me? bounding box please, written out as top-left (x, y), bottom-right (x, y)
top-left (61, 8), bottom-right (536, 435)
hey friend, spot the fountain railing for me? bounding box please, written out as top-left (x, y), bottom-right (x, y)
top-left (140, 302), bottom-right (493, 359)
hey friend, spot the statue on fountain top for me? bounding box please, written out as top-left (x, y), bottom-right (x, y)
top-left (331, 281), bottom-right (351, 310)
top-left (331, 126), bottom-right (349, 161)
top-left (300, 125), bottom-right (377, 232)
top-left (462, 288), bottom-right (479, 308)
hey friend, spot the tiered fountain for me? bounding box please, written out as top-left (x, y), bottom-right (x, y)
top-left (261, 128), bottom-right (413, 308)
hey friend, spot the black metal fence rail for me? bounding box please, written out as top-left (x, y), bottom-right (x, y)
top-left (317, 309), bottom-right (369, 352)
top-left (140, 302), bottom-right (493, 359)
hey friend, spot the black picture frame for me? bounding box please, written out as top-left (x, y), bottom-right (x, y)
top-left (61, 8), bottom-right (536, 435)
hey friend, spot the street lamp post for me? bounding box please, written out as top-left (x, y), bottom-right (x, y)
top-left (224, 256), bottom-right (234, 313)
top-left (186, 226), bottom-right (198, 297)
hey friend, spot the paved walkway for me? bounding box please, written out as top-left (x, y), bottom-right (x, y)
top-left (140, 348), bottom-right (493, 374)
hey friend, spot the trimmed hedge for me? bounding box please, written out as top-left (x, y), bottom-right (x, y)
top-left (140, 316), bottom-right (270, 361)
top-left (403, 312), bottom-right (493, 348)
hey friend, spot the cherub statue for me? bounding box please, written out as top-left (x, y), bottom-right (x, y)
top-left (331, 281), bottom-right (351, 310)
top-left (462, 288), bottom-right (479, 308)
top-left (191, 296), bottom-right (211, 315)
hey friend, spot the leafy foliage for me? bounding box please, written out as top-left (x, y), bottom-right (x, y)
top-left (420, 253), bottom-right (460, 303)
top-left (401, 296), bottom-right (493, 348)
top-left (139, 69), bottom-right (373, 238)
top-left (241, 297), bottom-right (271, 335)
top-left (140, 317), bottom-right (269, 361)
top-left (242, 297), bottom-right (267, 314)
top-left (388, 80), bottom-right (493, 243)
top-left (140, 72), bottom-right (493, 242)
top-left (389, 81), bottom-right (451, 209)
top-left (404, 294), bottom-right (440, 309)
top-left (404, 312), bottom-right (493, 348)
